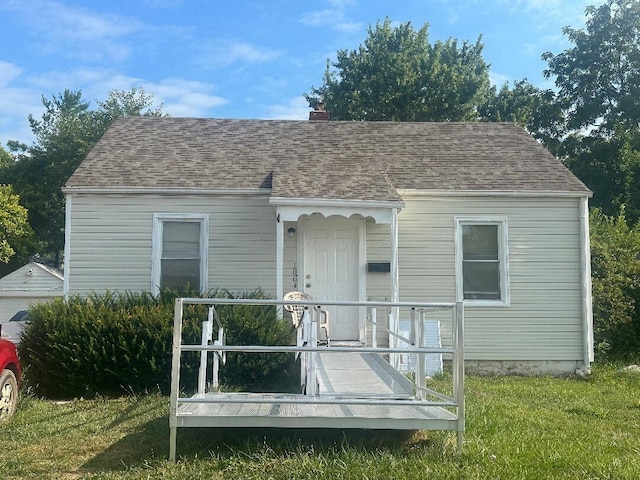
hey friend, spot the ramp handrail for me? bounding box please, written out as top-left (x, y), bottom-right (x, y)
top-left (169, 298), bottom-right (464, 461)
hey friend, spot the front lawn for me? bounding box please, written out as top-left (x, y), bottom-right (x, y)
top-left (2, 364), bottom-right (638, 479)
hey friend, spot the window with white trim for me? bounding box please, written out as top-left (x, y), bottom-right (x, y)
top-left (455, 218), bottom-right (509, 305)
top-left (152, 214), bottom-right (208, 295)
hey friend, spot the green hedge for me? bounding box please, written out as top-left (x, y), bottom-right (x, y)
top-left (18, 289), bottom-right (296, 398)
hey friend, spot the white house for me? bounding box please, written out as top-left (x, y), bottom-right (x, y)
top-left (62, 116), bottom-right (593, 375)
top-left (0, 262), bottom-right (63, 322)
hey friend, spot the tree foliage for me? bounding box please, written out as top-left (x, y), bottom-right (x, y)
top-left (542, 0), bottom-right (640, 137)
top-left (0, 145), bottom-right (12, 170)
top-left (0, 185), bottom-right (33, 264)
top-left (307, 19), bottom-right (491, 122)
top-left (1, 88), bottom-right (166, 266)
top-left (541, 0), bottom-right (640, 225)
top-left (478, 79), bottom-right (564, 152)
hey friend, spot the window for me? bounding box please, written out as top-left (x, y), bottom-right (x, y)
top-left (152, 214), bottom-right (208, 295)
top-left (455, 218), bottom-right (509, 305)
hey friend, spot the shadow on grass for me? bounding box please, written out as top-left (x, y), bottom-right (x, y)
top-left (81, 410), bottom-right (433, 473)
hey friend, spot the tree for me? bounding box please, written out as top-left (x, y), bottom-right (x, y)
top-left (542, 0), bottom-right (640, 138)
top-left (307, 19), bottom-right (492, 122)
top-left (478, 80), bottom-right (564, 153)
top-left (541, 0), bottom-right (640, 225)
top-left (95, 88), bottom-right (167, 132)
top-left (5, 88), bottom-right (166, 266)
top-left (0, 145), bottom-right (12, 170)
top-left (0, 185), bottom-right (32, 264)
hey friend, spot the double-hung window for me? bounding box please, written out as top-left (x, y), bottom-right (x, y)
top-left (455, 217), bottom-right (509, 305)
top-left (152, 214), bottom-right (208, 295)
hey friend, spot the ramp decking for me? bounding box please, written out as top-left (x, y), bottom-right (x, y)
top-left (175, 352), bottom-right (457, 430)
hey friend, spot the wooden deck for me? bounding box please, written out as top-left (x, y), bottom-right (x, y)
top-left (175, 352), bottom-right (457, 430)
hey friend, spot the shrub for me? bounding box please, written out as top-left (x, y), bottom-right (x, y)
top-left (590, 208), bottom-right (640, 359)
top-left (19, 289), bottom-right (295, 398)
top-left (212, 290), bottom-right (296, 390)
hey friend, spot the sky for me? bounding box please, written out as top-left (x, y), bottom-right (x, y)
top-left (0, 0), bottom-right (603, 147)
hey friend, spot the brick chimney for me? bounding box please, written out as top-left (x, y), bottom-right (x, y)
top-left (309, 99), bottom-right (330, 121)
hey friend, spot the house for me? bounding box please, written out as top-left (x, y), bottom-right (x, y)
top-left (62, 115), bottom-right (593, 375)
top-left (0, 262), bottom-right (63, 322)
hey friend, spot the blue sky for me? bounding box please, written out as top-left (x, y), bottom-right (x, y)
top-left (0, 0), bottom-right (602, 147)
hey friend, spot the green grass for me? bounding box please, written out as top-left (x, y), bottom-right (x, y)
top-left (1, 364), bottom-right (639, 479)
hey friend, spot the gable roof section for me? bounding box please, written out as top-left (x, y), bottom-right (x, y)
top-left (65, 117), bottom-right (591, 198)
top-left (0, 262), bottom-right (63, 295)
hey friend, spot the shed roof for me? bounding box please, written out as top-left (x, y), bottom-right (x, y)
top-left (65, 117), bottom-right (591, 200)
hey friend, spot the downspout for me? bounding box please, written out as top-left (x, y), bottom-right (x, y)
top-left (63, 193), bottom-right (72, 300)
top-left (579, 196), bottom-right (594, 371)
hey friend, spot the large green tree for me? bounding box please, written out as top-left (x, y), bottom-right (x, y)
top-left (0, 185), bottom-right (32, 264)
top-left (542, 0), bottom-right (640, 137)
top-left (3, 88), bottom-right (166, 266)
top-left (307, 19), bottom-right (492, 121)
top-left (542, 0), bottom-right (640, 223)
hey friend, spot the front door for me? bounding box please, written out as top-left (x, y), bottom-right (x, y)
top-left (302, 216), bottom-right (361, 341)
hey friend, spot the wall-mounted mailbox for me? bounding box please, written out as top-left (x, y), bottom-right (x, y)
top-left (367, 262), bottom-right (391, 273)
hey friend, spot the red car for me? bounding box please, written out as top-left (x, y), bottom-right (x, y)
top-left (0, 324), bottom-right (21, 420)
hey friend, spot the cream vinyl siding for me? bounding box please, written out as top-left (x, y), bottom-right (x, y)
top-left (364, 219), bottom-right (392, 346)
top-left (67, 194), bottom-right (277, 295)
top-left (397, 195), bottom-right (584, 361)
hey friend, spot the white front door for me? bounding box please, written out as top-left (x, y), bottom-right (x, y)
top-left (302, 216), bottom-right (361, 341)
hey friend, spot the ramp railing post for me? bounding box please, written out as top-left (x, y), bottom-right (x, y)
top-left (371, 307), bottom-right (377, 349)
top-left (415, 308), bottom-right (425, 400)
top-left (453, 301), bottom-right (465, 451)
top-left (198, 307), bottom-right (214, 394)
top-left (169, 298), bottom-right (184, 462)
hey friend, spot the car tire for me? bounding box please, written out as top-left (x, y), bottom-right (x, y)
top-left (0, 369), bottom-right (18, 420)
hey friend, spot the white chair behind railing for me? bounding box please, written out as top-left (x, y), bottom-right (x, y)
top-left (283, 291), bottom-right (330, 345)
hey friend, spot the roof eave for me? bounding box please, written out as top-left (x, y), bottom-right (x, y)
top-left (62, 186), bottom-right (272, 195)
top-left (397, 189), bottom-right (593, 198)
top-left (269, 196), bottom-right (405, 209)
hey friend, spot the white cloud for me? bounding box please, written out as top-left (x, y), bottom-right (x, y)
top-left (198, 41), bottom-right (283, 68)
top-left (299, 1), bottom-right (362, 33)
top-left (0, 64), bottom-right (229, 146)
top-left (489, 71), bottom-right (511, 87)
top-left (145, 78), bottom-right (228, 116)
top-left (264, 96), bottom-right (310, 120)
top-left (0, 61), bottom-right (43, 146)
top-left (0, 0), bottom-right (144, 62)
top-left (506, 0), bottom-right (607, 30)
top-left (24, 68), bottom-right (227, 116)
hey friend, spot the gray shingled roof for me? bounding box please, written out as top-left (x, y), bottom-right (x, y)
top-left (65, 117), bottom-right (591, 200)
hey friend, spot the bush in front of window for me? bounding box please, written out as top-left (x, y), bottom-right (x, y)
top-left (18, 289), bottom-right (295, 398)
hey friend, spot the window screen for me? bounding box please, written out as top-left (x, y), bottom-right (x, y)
top-left (161, 221), bottom-right (201, 290)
